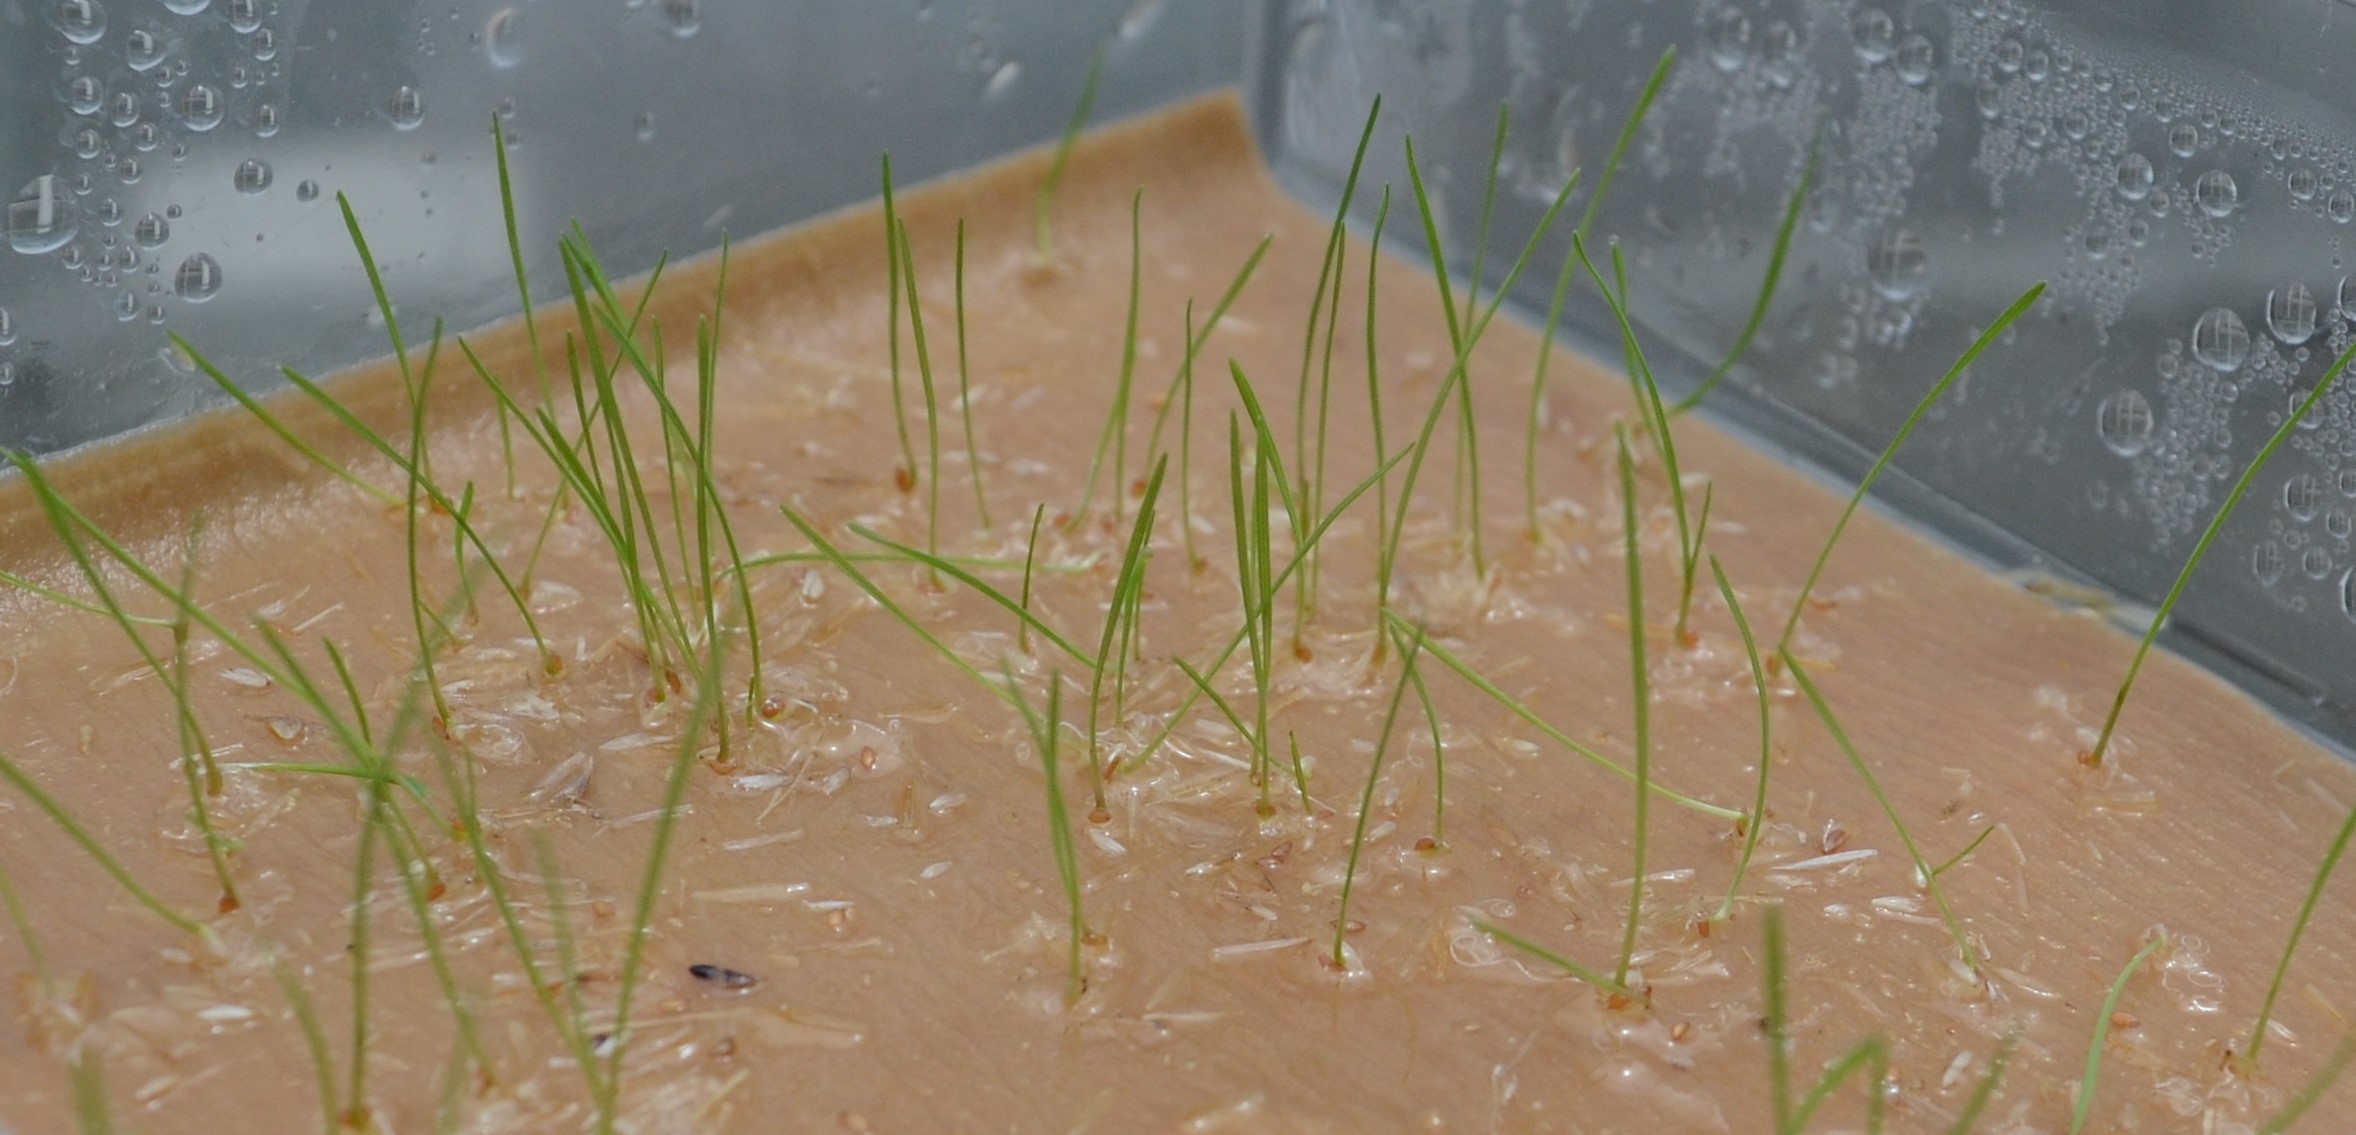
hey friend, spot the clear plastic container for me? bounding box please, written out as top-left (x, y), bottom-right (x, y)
top-left (11, 0), bottom-right (2356, 751)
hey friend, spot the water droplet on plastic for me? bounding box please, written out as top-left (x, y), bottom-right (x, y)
top-left (71, 127), bottom-right (103, 160)
top-left (2191, 307), bottom-right (2250, 372)
top-left (2255, 541), bottom-right (2285, 586)
top-left (2289, 167), bottom-right (2320, 201)
top-left (224, 0), bottom-right (259, 33)
top-left (1851, 8), bottom-right (1894, 62)
top-left (985, 61), bottom-right (1022, 100)
top-left (5, 176), bottom-right (81, 255)
top-left (1893, 32), bottom-right (1935, 85)
top-left (2096, 389), bottom-right (2154, 457)
top-left (2112, 153), bottom-right (2154, 203)
top-left (129, 122), bottom-right (160, 152)
top-left (2331, 192), bottom-right (2356, 225)
top-left (2192, 169), bottom-right (2238, 218)
top-left (2330, 509), bottom-right (2353, 540)
top-left (2288, 473), bottom-right (2325, 521)
top-left (160, 0), bottom-right (208, 13)
top-left (179, 84), bottom-right (223, 131)
top-left (386, 85), bottom-right (425, 130)
top-left (1865, 225), bottom-right (1928, 300)
top-left (253, 101), bottom-right (279, 137)
top-left (173, 252), bottom-right (221, 302)
top-left (1707, 6), bottom-right (1750, 72)
top-left (661, 0), bottom-right (701, 37)
top-left (295, 179), bottom-right (319, 202)
top-left (634, 112), bottom-right (656, 142)
top-left (2305, 547), bottom-right (2332, 580)
top-left (125, 27), bottom-right (164, 70)
top-left (2267, 282), bottom-right (2318, 345)
top-left (1994, 35), bottom-right (2023, 73)
top-left (1974, 79), bottom-right (2003, 120)
top-left (232, 158), bottom-right (271, 195)
top-left (486, 8), bottom-right (523, 68)
top-left (0, 363), bottom-right (13, 388)
top-left (106, 89), bottom-right (139, 127)
top-left (52, 0), bottom-right (106, 45)
top-left (66, 75), bottom-right (104, 116)
top-left (133, 212), bottom-right (167, 248)
top-left (2169, 122), bottom-right (2199, 157)
top-left (1759, 21), bottom-right (1799, 89)
top-left (0, 308), bottom-right (15, 346)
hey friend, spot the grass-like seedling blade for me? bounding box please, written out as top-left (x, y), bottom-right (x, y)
top-left (1401, 135), bottom-right (1489, 575)
top-left (1034, 49), bottom-right (1102, 262)
top-left (1930, 825), bottom-right (1996, 880)
top-left (1786, 1037), bottom-right (1891, 1135)
top-left (272, 954), bottom-right (343, 1135)
top-left (1292, 96), bottom-right (1381, 496)
top-left (1669, 125), bottom-right (1816, 417)
top-left (1578, 46), bottom-right (1675, 239)
top-left (779, 504), bottom-right (1013, 707)
top-left (1783, 648), bottom-right (1976, 973)
top-left (882, 155), bottom-right (917, 493)
top-left (953, 220), bottom-right (991, 529)
top-left (1763, 904), bottom-right (1795, 1130)
top-left (0, 747), bottom-right (207, 939)
top-left (849, 524), bottom-right (1092, 667)
top-left (894, 218), bottom-right (946, 580)
top-left (2069, 932), bottom-right (2167, 1135)
top-left (1711, 556), bottom-right (1773, 922)
top-left (2089, 334), bottom-right (2356, 766)
top-left (1389, 611), bottom-right (1740, 820)
top-left (1085, 457), bottom-right (1166, 813)
top-left (2260, 1024), bottom-right (2356, 1134)
top-left (1139, 235), bottom-right (1274, 462)
top-left (1612, 423), bottom-right (1652, 989)
top-left (1334, 626), bottom-right (1423, 971)
top-left (2247, 801), bottom-right (2356, 1061)
top-left (1947, 1032), bottom-right (2019, 1135)
top-left (1473, 920), bottom-right (1642, 1001)
top-left (1009, 668), bottom-right (1087, 1004)
top-left (1778, 283), bottom-right (2045, 654)
top-left (1366, 185), bottom-right (1395, 615)
top-left (1070, 189), bottom-right (1146, 528)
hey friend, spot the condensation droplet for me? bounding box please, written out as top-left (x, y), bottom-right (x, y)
top-left (5, 175), bottom-right (81, 255)
top-left (2096, 389), bottom-right (2154, 457)
top-left (173, 252), bottom-right (222, 302)
top-left (2193, 169), bottom-right (2239, 218)
top-left (386, 85), bottom-right (425, 130)
top-left (661, 0), bottom-right (701, 38)
top-left (0, 307), bottom-right (16, 346)
top-left (2289, 167), bottom-right (2320, 201)
top-left (224, 0), bottom-right (259, 33)
top-left (2114, 152), bottom-right (2153, 201)
top-left (2267, 282), bottom-right (2319, 345)
top-left (2287, 473), bottom-right (2325, 522)
top-left (634, 112), bottom-right (656, 142)
top-left (2332, 192), bottom-right (2356, 225)
top-left (179, 84), bottom-right (224, 132)
top-left (125, 27), bottom-right (164, 71)
top-left (1865, 225), bottom-right (1928, 301)
top-left (2255, 541), bottom-right (2286, 586)
top-left (985, 61), bottom-right (1022, 100)
top-left (2169, 121), bottom-right (2199, 158)
top-left (486, 8), bottom-right (523, 68)
top-left (2190, 307), bottom-right (2250, 372)
top-left (1893, 32), bottom-right (1935, 86)
top-left (52, 0), bottom-right (107, 46)
top-left (296, 179), bottom-right (319, 202)
top-left (233, 158), bottom-right (272, 195)
top-left (133, 212), bottom-right (167, 248)
top-left (1707, 6), bottom-right (1751, 72)
top-left (1851, 7), bottom-right (1894, 62)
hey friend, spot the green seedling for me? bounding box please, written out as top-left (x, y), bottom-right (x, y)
top-left (1020, 503), bottom-right (1047, 654)
top-left (2260, 1024), bottom-right (2356, 1133)
top-left (1366, 186), bottom-right (1395, 623)
top-left (2088, 335), bottom-right (2356, 766)
top-left (779, 504), bottom-right (1010, 707)
top-left (953, 220), bottom-right (991, 528)
top-left (1084, 458), bottom-right (1166, 813)
top-left (2247, 800), bottom-right (2356, 1062)
top-left (1612, 424), bottom-right (1651, 988)
top-left (894, 218), bottom-right (946, 581)
top-left (1711, 557), bottom-right (1773, 922)
top-left (1334, 625), bottom-right (1422, 971)
top-left (1669, 126), bottom-right (1816, 417)
top-left (1783, 648), bottom-right (1976, 973)
top-left (1139, 236), bottom-right (1274, 466)
top-left (1931, 825), bottom-right (1996, 880)
top-left (1292, 99), bottom-right (1381, 627)
top-left (1402, 135), bottom-right (1489, 575)
top-left (1033, 49), bottom-right (1102, 262)
top-left (1777, 283), bottom-right (2046, 654)
top-left (883, 155), bottom-right (918, 493)
top-left (1071, 190), bottom-right (1147, 529)
top-left (1473, 920), bottom-right (1641, 1001)
top-left (2070, 931), bottom-right (2167, 1135)
top-left (1008, 667), bottom-right (1087, 1004)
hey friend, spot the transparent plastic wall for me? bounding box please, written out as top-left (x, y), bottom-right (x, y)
top-left (1256, 0), bottom-right (2356, 750)
top-left (0, 0), bottom-right (1241, 452)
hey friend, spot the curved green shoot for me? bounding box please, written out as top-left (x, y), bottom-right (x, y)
top-left (0, 748), bottom-right (206, 939)
top-left (1085, 458), bottom-right (1165, 813)
top-left (1669, 126), bottom-right (1816, 417)
top-left (1787, 1036), bottom-right (1891, 1134)
top-left (1292, 96), bottom-right (1382, 529)
top-left (1577, 47), bottom-right (1676, 240)
top-left (1711, 556), bottom-right (1773, 922)
top-left (893, 218), bottom-right (945, 582)
top-left (2248, 801), bottom-right (2356, 1061)
top-left (1778, 283), bottom-right (2045, 654)
top-left (1033, 49), bottom-right (1102, 262)
top-left (2260, 1025), bottom-right (2356, 1134)
top-left (1783, 648), bottom-right (1976, 973)
top-left (849, 525), bottom-right (1093, 666)
top-left (1070, 189), bottom-right (1146, 528)
top-left (953, 220), bottom-right (991, 529)
top-left (1334, 627), bottom-right (1422, 971)
top-left (1008, 668), bottom-right (1086, 1004)
top-left (1612, 423), bottom-right (1652, 989)
top-left (1947, 1032), bottom-right (2020, 1135)
top-left (2070, 932), bottom-right (2167, 1135)
top-left (778, 505), bottom-right (1012, 708)
top-left (882, 155), bottom-right (917, 492)
top-left (1402, 135), bottom-right (1488, 575)
top-left (2089, 333), bottom-right (2356, 766)
top-left (1474, 920), bottom-right (1640, 1001)
top-left (1385, 611), bottom-right (1739, 821)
